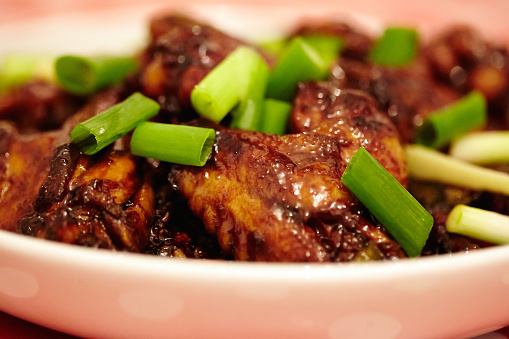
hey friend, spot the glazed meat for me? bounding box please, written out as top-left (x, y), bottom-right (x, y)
top-left (170, 86), bottom-right (406, 262)
top-left (333, 57), bottom-right (460, 143)
top-left (0, 88), bottom-right (115, 232)
top-left (17, 143), bottom-right (155, 252)
top-left (424, 26), bottom-right (509, 128)
top-left (0, 80), bottom-right (82, 133)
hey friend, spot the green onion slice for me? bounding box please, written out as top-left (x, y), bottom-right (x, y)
top-left (191, 46), bottom-right (268, 123)
top-left (415, 91), bottom-right (487, 149)
top-left (300, 34), bottom-right (343, 66)
top-left (70, 92), bottom-right (159, 155)
top-left (266, 36), bottom-right (331, 101)
top-left (131, 121), bottom-right (215, 166)
top-left (55, 55), bottom-right (137, 95)
top-left (229, 47), bottom-right (270, 131)
top-left (341, 146), bottom-right (433, 257)
top-left (449, 131), bottom-right (509, 165)
top-left (447, 204), bottom-right (509, 244)
top-left (261, 98), bottom-right (292, 135)
top-left (405, 144), bottom-right (509, 195)
top-left (0, 53), bottom-right (55, 92)
top-left (369, 27), bottom-right (418, 67)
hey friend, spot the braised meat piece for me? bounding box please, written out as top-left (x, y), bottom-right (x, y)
top-left (0, 89), bottom-right (118, 232)
top-left (332, 57), bottom-right (459, 143)
top-left (170, 86), bottom-right (406, 262)
top-left (290, 84), bottom-right (407, 184)
top-left (423, 26), bottom-right (509, 128)
top-left (17, 143), bottom-right (155, 252)
top-left (0, 80), bottom-right (83, 133)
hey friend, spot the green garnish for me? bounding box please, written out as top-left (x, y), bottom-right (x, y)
top-left (405, 144), bottom-right (509, 195)
top-left (447, 205), bottom-right (509, 244)
top-left (261, 98), bottom-right (292, 135)
top-left (0, 53), bottom-right (54, 92)
top-left (449, 131), bottom-right (509, 164)
top-left (55, 55), bottom-right (137, 95)
top-left (415, 91), bottom-right (487, 149)
top-left (266, 36), bottom-right (332, 101)
top-left (191, 46), bottom-right (268, 123)
top-left (229, 47), bottom-right (270, 131)
top-left (131, 121), bottom-right (215, 166)
top-left (70, 92), bottom-right (159, 155)
top-left (300, 34), bottom-right (343, 66)
top-left (341, 147), bottom-right (433, 257)
top-left (369, 27), bottom-right (418, 66)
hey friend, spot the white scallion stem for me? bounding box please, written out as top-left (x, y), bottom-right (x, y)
top-left (405, 144), bottom-right (509, 195)
top-left (449, 131), bottom-right (509, 164)
top-left (446, 204), bottom-right (509, 244)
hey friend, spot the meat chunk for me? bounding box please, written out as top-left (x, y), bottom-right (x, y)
top-left (332, 57), bottom-right (459, 143)
top-left (0, 80), bottom-right (83, 133)
top-left (170, 86), bottom-right (406, 262)
top-left (423, 26), bottom-right (509, 128)
top-left (18, 144), bottom-right (155, 252)
top-left (0, 89), bottom-right (118, 232)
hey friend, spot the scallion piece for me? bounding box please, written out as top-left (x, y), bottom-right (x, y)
top-left (0, 53), bottom-right (54, 92)
top-left (369, 27), bottom-right (418, 66)
top-left (446, 205), bottom-right (509, 244)
top-left (229, 47), bottom-right (270, 131)
top-left (191, 46), bottom-right (266, 122)
top-left (405, 144), bottom-right (509, 195)
top-left (55, 55), bottom-right (137, 95)
top-left (341, 146), bottom-right (433, 257)
top-left (70, 92), bottom-right (159, 155)
top-left (449, 131), bottom-right (509, 164)
top-left (266, 36), bottom-right (330, 101)
top-left (258, 38), bottom-right (286, 57)
top-left (415, 91), bottom-right (487, 149)
top-left (261, 98), bottom-right (292, 135)
top-left (300, 34), bottom-right (343, 66)
top-left (131, 121), bottom-right (215, 166)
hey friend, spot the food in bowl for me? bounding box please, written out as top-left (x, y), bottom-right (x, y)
top-left (0, 12), bottom-right (508, 262)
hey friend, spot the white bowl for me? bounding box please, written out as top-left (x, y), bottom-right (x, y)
top-left (1, 1), bottom-right (509, 338)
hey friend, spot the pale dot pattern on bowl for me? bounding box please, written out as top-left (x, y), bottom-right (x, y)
top-left (234, 285), bottom-right (289, 301)
top-left (502, 273), bottom-right (509, 286)
top-left (118, 288), bottom-right (184, 320)
top-left (329, 312), bottom-right (402, 339)
top-left (0, 267), bottom-right (38, 298)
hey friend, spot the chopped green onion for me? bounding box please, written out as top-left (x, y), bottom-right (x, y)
top-left (261, 98), bottom-right (292, 135)
top-left (341, 146), bottom-right (433, 257)
top-left (405, 144), bottom-right (509, 195)
top-left (191, 46), bottom-right (268, 122)
top-left (55, 55), bottom-right (137, 95)
top-left (369, 27), bottom-right (418, 67)
top-left (266, 36), bottom-right (331, 101)
top-left (131, 121), bottom-right (215, 166)
top-left (449, 131), bottom-right (509, 164)
top-left (71, 92), bottom-right (159, 155)
top-left (300, 34), bottom-right (343, 66)
top-left (446, 204), bottom-right (509, 244)
top-left (0, 53), bottom-right (55, 92)
top-left (229, 47), bottom-right (270, 131)
top-left (415, 91), bottom-right (487, 149)
top-left (258, 37), bottom-right (286, 57)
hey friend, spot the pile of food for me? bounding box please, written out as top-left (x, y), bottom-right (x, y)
top-left (1, 13), bottom-right (508, 262)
